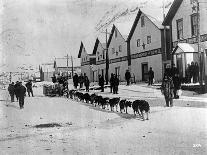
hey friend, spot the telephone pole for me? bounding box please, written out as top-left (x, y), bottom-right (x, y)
top-left (71, 55), bottom-right (74, 77)
top-left (105, 28), bottom-right (109, 85)
top-left (195, 0), bottom-right (204, 93)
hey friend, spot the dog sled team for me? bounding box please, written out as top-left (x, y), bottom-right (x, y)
top-left (68, 89), bottom-right (150, 121)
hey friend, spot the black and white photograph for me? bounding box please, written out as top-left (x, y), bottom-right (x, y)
top-left (0, 0), bottom-right (207, 154)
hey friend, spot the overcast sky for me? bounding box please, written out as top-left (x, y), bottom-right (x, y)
top-left (0, 0), bottom-right (172, 72)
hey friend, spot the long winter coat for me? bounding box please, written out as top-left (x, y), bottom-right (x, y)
top-left (73, 74), bottom-right (79, 86)
top-left (15, 85), bottom-right (26, 97)
top-left (99, 76), bottom-right (104, 86)
top-left (8, 84), bottom-right (15, 95)
top-left (161, 77), bottom-right (174, 99)
top-left (125, 71), bottom-right (131, 81)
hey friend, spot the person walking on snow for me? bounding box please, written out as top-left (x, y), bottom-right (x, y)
top-left (148, 67), bottom-right (154, 85)
top-left (8, 82), bottom-right (15, 102)
top-left (14, 81), bottom-right (20, 101)
top-left (25, 80), bottom-right (34, 97)
top-left (125, 69), bottom-right (131, 86)
top-left (161, 74), bottom-right (174, 107)
top-left (16, 82), bottom-right (26, 109)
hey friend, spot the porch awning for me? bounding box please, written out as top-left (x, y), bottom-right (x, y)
top-left (173, 43), bottom-right (198, 55)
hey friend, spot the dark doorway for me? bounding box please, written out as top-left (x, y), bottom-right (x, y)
top-left (142, 63), bottom-right (148, 81)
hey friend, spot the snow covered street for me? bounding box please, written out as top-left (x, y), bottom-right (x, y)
top-left (0, 84), bottom-right (207, 155)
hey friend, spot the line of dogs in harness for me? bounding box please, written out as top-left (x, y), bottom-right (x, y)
top-left (68, 89), bottom-right (150, 121)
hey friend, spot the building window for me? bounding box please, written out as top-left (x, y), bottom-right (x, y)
top-left (112, 48), bottom-right (115, 54)
top-left (147, 36), bottom-right (151, 44)
top-left (141, 16), bottom-right (145, 27)
top-left (137, 39), bottom-right (140, 47)
top-left (115, 29), bottom-right (117, 38)
top-left (191, 14), bottom-right (198, 36)
top-left (176, 19), bottom-right (183, 39)
top-left (102, 50), bottom-right (105, 59)
top-left (119, 45), bottom-right (122, 52)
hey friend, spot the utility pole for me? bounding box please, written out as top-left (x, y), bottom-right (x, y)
top-left (105, 28), bottom-right (109, 85)
top-left (71, 55), bottom-right (74, 77)
top-left (196, 1), bottom-right (204, 93)
top-left (67, 54), bottom-right (69, 79)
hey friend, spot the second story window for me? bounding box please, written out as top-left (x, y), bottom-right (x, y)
top-left (141, 16), bottom-right (145, 27)
top-left (119, 45), bottom-right (122, 52)
top-left (191, 14), bottom-right (198, 36)
top-left (147, 36), bottom-right (151, 44)
top-left (137, 39), bottom-right (140, 47)
top-left (176, 19), bottom-right (183, 40)
top-left (112, 48), bottom-right (115, 54)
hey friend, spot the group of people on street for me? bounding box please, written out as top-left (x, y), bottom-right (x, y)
top-left (73, 73), bottom-right (90, 92)
top-left (161, 64), bottom-right (181, 107)
top-left (185, 61), bottom-right (199, 83)
top-left (8, 80), bottom-right (34, 109)
top-left (52, 74), bottom-right (69, 96)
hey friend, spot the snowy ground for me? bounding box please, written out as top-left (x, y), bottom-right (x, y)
top-left (0, 83), bottom-right (207, 155)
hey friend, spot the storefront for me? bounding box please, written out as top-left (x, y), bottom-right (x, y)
top-left (173, 43), bottom-right (199, 78)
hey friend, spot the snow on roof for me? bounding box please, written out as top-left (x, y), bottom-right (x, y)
top-left (145, 13), bottom-right (164, 29)
top-left (173, 43), bottom-right (198, 54)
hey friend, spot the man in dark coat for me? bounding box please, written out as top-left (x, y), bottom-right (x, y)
top-left (84, 74), bottom-right (90, 92)
top-left (173, 73), bottom-right (181, 99)
top-left (98, 74), bottom-right (104, 92)
top-left (110, 73), bottom-right (114, 93)
top-left (78, 73), bottom-right (84, 89)
top-left (125, 70), bottom-right (131, 86)
top-left (113, 74), bottom-right (119, 94)
top-left (14, 81), bottom-right (20, 101)
top-left (148, 67), bottom-right (154, 85)
top-left (73, 73), bottom-right (79, 89)
top-left (194, 62), bottom-right (199, 83)
top-left (171, 64), bottom-right (179, 78)
top-left (25, 80), bottom-right (34, 97)
top-left (8, 82), bottom-right (15, 102)
top-left (16, 82), bottom-right (26, 109)
top-left (52, 75), bottom-right (57, 83)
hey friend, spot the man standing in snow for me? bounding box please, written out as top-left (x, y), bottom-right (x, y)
top-left (16, 82), bottom-right (26, 109)
top-left (148, 67), bottom-right (154, 85)
top-left (8, 82), bottom-right (15, 102)
top-left (25, 80), bottom-right (34, 97)
top-left (125, 69), bottom-right (131, 86)
top-left (73, 73), bottom-right (79, 89)
top-left (98, 74), bottom-right (104, 92)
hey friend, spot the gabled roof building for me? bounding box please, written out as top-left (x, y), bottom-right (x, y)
top-left (127, 9), bottom-right (170, 82)
top-left (78, 41), bottom-right (96, 82)
top-left (163, 0), bottom-right (207, 79)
